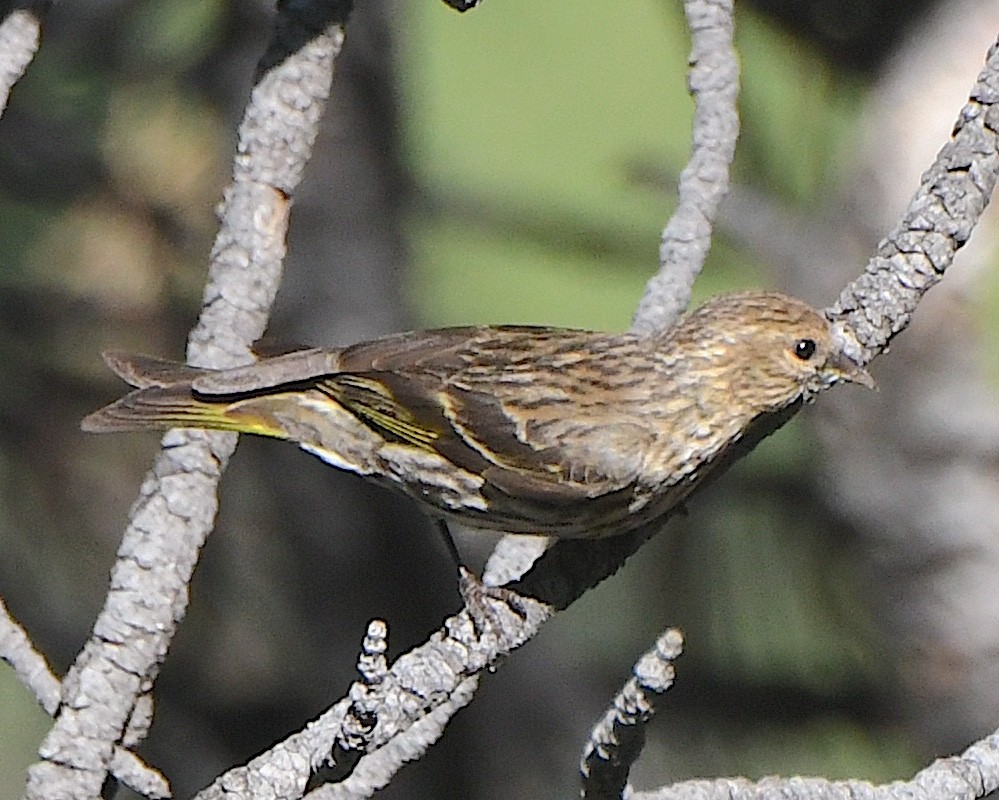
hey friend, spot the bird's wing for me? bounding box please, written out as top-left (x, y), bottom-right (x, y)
top-left (320, 366), bottom-right (663, 537)
top-left (318, 369), bottom-right (649, 504)
top-left (334, 325), bottom-right (565, 372)
top-left (330, 325), bottom-right (655, 496)
top-left (317, 372), bottom-right (634, 505)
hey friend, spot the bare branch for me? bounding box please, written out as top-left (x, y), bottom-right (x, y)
top-left (580, 630), bottom-right (683, 800)
top-left (307, 677), bottom-right (480, 800)
top-left (340, 619), bottom-right (390, 753)
top-left (482, 533), bottom-right (552, 586)
top-left (107, 748), bottom-right (172, 800)
top-left (22, 5), bottom-right (349, 798)
top-left (827, 36), bottom-right (999, 357)
top-left (195, 591), bottom-right (552, 800)
top-left (632, 0), bottom-right (740, 334)
top-left (0, 595), bottom-right (60, 715)
top-left (1, 597), bottom-right (170, 797)
top-left (631, 730), bottom-right (999, 800)
top-left (0, 6), bottom-right (45, 116)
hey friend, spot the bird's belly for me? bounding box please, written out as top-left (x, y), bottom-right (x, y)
top-left (302, 435), bottom-right (693, 540)
top-left (439, 476), bottom-right (693, 539)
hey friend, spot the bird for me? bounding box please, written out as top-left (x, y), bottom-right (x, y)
top-left (82, 291), bottom-right (873, 544)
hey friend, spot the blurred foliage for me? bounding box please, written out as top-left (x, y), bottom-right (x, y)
top-left (0, 668), bottom-right (49, 800)
top-left (982, 262), bottom-right (999, 389)
top-left (119, 0), bottom-right (226, 74)
top-left (0, 1), bottom-right (227, 311)
top-left (0, 0), bottom-right (938, 795)
top-left (743, 0), bottom-right (937, 73)
top-left (736, 10), bottom-right (866, 202)
top-left (400, 0), bottom-right (688, 330)
top-left (399, 0), bottom-right (869, 330)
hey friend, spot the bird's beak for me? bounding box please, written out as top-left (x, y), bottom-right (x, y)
top-left (829, 352), bottom-right (876, 389)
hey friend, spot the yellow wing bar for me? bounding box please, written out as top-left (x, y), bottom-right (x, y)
top-left (318, 375), bottom-right (440, 449)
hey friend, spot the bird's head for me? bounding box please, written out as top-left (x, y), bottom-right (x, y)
top-left (676, 291), bottom-right (875, 413)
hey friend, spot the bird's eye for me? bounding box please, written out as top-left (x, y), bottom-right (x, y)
top-left (793, 339), bottom-right (817, 361)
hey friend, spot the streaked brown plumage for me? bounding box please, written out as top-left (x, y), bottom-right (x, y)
top-left (82, 291), bottom-right (873, 539)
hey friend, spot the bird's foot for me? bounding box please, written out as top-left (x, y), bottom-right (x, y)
top-left (457, 566), bottom-right (530, 636)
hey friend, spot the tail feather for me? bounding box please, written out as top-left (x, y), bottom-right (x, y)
top-left (101, 351), bottom-right (208, 389)
top-left (81, 385), bottom-right (244, 433)
top-left (84, 351), bottom-right (301, 438)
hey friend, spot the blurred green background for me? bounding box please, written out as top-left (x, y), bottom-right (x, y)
top-left (3, 0), bottom-right (993, 798)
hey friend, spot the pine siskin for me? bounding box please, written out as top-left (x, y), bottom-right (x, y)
top-left (82, 291), bottom-right (873, 540)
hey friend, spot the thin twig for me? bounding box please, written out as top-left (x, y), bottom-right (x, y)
top-left (632, 0), bottom-right (740, 334)
top-left (0, 595), bottom-right (60, 715)
top-left (194, 590), bottom-right (552, 800)
top-left (580, 630), bottom-right (683, 799)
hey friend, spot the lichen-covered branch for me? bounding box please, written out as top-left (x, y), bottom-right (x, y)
top-left (630, 730), bottom-right (999, 800)
top-left (827, 37), bottom-right (999, 356)
top-left (580, 630), bottom-right (683, 800)
top-left (194, 595), bottom-right (550, 800)
top-left (21, 5), bottom-right (350, 799)
top-left (0, 597), bottom-right (170, 797)
top-left (0, 6), bottom-right (45, 116)
top-left (632, 0), bottom-right (740, 334)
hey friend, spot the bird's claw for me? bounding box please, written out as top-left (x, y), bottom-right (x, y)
top-left (458, 566), bottom-right (529, 636)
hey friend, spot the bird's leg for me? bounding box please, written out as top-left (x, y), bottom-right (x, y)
top-left (435, 519), bottom-right (463, 570)
top-left (436, 520), bottom-right (530, 631)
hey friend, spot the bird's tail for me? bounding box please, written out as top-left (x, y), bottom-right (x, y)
top-left (81, 352), bottom-right (277, 436)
